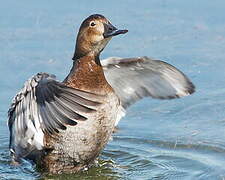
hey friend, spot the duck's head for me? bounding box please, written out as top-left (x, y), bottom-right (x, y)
top-left (73, 14), bottom-right (128, 60)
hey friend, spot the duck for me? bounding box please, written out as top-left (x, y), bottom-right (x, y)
top-left (8, 14), bottom-right (195, 174)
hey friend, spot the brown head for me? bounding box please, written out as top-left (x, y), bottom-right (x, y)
top-left (72, 14), bottom-right (128, 60)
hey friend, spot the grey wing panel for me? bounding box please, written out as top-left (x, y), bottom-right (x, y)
top-left (35, 76), bottom-right (103, 134)
top-left (8, 73), bottom-right (103, 157)
top-left (102, 57), bottom-right (195, 109)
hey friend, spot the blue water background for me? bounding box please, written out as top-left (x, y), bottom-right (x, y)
top-left (1, 0), bottom-right (225, 179)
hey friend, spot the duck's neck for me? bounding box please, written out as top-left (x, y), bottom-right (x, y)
top-left (64, 54), bottom-right (111, 94)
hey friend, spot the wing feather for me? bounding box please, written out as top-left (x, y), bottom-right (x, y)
top-left (102, 56), bottom-right (195, 109)
top-left (8, 72), bottom-right (103, 160)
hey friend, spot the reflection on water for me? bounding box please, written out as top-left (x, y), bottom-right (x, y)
top-left (1, 0), bottom-right (225, 179)
top-left (43, 159), bottom-right (120, 180)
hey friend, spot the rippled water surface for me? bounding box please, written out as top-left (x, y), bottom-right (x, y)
top-left (1, 0), bottom-right (225, 179)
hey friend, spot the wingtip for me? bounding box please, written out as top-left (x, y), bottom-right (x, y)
top-left (177, 81), bottom-right (196, 98)
top-left (188, 82), bottom-right (196, 95)
top-left (185, 78), bottom-right (196, 95)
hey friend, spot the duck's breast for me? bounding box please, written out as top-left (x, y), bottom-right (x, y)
top-left (42, 91), bottom-right (120, 170)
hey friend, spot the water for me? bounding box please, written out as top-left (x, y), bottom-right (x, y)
top-left (1, 0), bottom-right (225, 179)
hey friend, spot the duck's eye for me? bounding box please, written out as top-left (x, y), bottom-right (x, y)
top-left (90, 21), bottom-right (96, 27)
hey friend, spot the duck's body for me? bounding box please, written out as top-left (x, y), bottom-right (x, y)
top-left (8, 14), bottom-right (195, 174)
top-left (42, 55), bottom-right (121, 173)
top-left (42, 92), bottom-right (119, 173)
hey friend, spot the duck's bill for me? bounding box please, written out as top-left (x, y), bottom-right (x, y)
top-left (104, 29), bottom-right (128, 38)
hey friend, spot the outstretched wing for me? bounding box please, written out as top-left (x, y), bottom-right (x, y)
top-left (8, 72), bottom-right (103, 158)
top-left (102, 56), bottom-right (195, 109)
